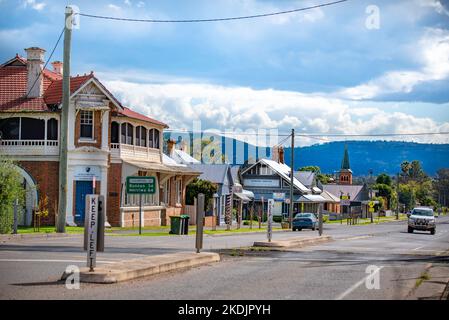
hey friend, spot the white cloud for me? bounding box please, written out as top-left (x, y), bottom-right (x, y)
top-left (417, 0), bottom-right (449, 16)
top-left (103, 79), bottom-right (449, 147)
top-left (338, 28), bottom-right (449, 100)
top-left (22, 0), bottom-right (46, 11)
top-left (107, 4), bottom-right (121, 11)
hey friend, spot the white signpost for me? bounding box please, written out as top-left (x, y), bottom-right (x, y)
top-left (86, 194), bottom-right (99, 272)
top-left (267, 199), bottom-right (274, 242)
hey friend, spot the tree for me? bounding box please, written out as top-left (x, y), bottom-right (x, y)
top-left (373, 183), bottom-right (393, 209)
top-left (298, 166), bottom-right (320, 173)
top-left (435, 168), bottom-right (449, 207)
top-left (398, 184), bottom-right (416, 211)
top-left (376, 173), bottom-right (392, 186)
top-left (410, 160), bottom-right (426, 181)
top-left (0, 158), bottom-right (25, 234)
top-left (401, 161), bottom-right (411, 178)
top-left (185, 178), bottom-right (218, 207)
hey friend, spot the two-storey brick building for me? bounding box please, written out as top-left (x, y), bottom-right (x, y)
top-left (0, 47), bottom-right (200, 227)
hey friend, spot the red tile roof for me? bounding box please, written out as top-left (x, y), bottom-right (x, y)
top-left (118, 107), bottom-right (168, 128)
top-left (1, 54), bottom-right (167, 128)
top-left (44, 74), bottom-right (93, 105)
top-left (0, 64), bottom-right (48, 112)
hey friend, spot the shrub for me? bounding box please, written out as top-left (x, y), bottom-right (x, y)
top-left (273, 215), bottom-right (283, 223)
top-left (0, 158), bottom-right (25, 234)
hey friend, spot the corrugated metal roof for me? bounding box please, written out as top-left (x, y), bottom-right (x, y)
top-left (321, 184), bottom-right (367, 201)
top-left (188, 164), bottom-right (230, 184)
top-left (260, 159), bottom-right (310, 193)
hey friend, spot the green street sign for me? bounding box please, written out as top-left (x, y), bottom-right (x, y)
top-left (126, 176), bottom-right (156, 194)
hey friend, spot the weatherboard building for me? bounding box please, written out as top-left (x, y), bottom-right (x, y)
top-left (0, 47), bottom-right (200, 227)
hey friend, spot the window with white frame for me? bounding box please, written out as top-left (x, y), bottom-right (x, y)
top-left (148, 128), bottom-right (160, 149)
top-left (163, 180), bottom-right (170, 205)
top-left (80, 110), bottom-right (94, 139)
top-left (176, 179), bottom-right (182, 204)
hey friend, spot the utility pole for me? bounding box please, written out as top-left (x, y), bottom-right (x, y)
top-left (56, 6), bottom-right (72, 233)
top-left (289, 128), bottom-right (295, 229)
top-left (396, 173), bottom-right (400, 220)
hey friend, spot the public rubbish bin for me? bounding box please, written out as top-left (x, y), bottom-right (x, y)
top-left (169, 216), bottom-right (182, 234)
top-left (180, 215), bottom-right (190, 235)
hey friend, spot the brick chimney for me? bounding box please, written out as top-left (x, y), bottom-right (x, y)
top-left (167, 139), bottom-right (176, 157)
top-left (25, 47), bottom-right (46, 98)
top-left (279, 146), bottom-right (285, 164)
top-left (51, 61), bottom-right (63, 75)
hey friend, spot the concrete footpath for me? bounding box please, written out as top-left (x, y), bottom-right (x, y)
top-left (61, 251), bottom-right (220, 284)
top-left (253, 235), bottom-right (332, 249)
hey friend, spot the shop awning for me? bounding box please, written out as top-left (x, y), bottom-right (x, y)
top-left (124, 160), bottom-right (201, 175)
top-left (234, 192), bottom-right (252, 202)
top-left (296, 194), bottom-right (327, 203)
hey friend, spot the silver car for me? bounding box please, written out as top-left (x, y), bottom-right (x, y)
top-left (408, 207), bottom-right (436, 235)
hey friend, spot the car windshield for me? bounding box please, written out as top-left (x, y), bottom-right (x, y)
top-left (295, 213), bottom-right (313, 218)
top-left (412, 209), bottom-right (434, 216)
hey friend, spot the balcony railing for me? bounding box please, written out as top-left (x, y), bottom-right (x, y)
top-left (0, 140), bottom-right (59, 156)
top-left (110, 143), bottom-right (161, 162)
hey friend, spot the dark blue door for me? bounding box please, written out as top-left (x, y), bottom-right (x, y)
top-left (75, 181), bottom-right (93, 225)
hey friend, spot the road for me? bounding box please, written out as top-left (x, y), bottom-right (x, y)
top-left (1, 216), bottom-right (448, 299)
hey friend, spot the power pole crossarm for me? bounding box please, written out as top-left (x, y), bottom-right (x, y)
top-left (56, 6), bottom-right (72, 233)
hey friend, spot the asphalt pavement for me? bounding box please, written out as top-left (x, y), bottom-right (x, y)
top-left (1, 216), bottom-right (448, 299)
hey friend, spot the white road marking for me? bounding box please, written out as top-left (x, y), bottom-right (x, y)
top-left (335, 266), bottom-right (384, 300)
top-left (0, 259), bottom-right (116, 264)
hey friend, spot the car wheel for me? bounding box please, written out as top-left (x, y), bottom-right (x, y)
top-left (298, 228), bottom-right (302, 231)
top-left (312, 227), bottom-right (316, 231)
top-left (430, 228), bottom-right (436, 235)
top-left (292, 228), bottom-right (297, 231)
top-left (408, 227), bottom-right (413, 233)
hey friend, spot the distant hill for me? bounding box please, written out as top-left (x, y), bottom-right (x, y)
top-left (164, 132), bottom-right (449, 176)
top-left (284, 141), bottom-right (449, 176)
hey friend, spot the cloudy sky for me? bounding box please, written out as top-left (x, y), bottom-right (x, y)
top-left (1, 0), bottom-right (449, 146)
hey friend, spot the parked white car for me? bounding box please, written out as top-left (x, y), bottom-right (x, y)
top-left (408, 207), bottom-right (436, 235)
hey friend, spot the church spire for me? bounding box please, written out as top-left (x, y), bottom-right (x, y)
top-left (339, 144), bottom-right (352, 185)
top-left (341, 144), bottom-right (350, 170)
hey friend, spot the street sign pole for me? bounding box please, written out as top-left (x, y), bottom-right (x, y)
top-left (86, 195), bottom-right (99, 272)
top-left (125, 176), bottom-right (156, 235)
top-left (139, 193), bottom-right (142, 235)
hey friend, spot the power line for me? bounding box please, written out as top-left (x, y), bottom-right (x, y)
top-left (164, 128), bottom-right (449, 138)
top-left (77, 0), bottom-right (348, 23)
top-left (0, 27), bottom-right (65, 131)
top-left (296, 131), bottom-right (449, 137)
